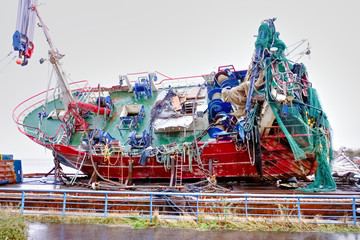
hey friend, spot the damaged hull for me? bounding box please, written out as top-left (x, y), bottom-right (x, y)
top-left (52, 139), bottom-right (317, 182)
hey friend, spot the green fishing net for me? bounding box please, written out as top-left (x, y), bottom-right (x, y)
top-left (258, 23), bottom-right (336, 191)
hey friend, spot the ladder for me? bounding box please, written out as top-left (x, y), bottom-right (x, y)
top-left (175, 155), bottom-right (183, 186)
top-left (58, 133), bottom-right (69, 145)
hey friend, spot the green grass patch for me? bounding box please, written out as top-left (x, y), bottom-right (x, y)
top-left (1, 210), bottom-right (360, 234)
top-left (19, 214), bottom-right (360, 233)
top-left (0, 211), bottom-right (28, 240)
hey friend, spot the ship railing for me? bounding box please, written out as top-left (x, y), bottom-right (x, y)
top-left (72, 87), bottom-right (93, 104)
top-left (262, 125), bottom-right (330, 139)
top-left (0, 188), bottom-right (359, 226)
top-left (154, 73), bottom-right (208, 89)
top-left (12, 80), bottom-right (88, 145)
top-left (271, 61), bottom-right (295, 85)
top-left (262, 125), bottom-right (316, 139)
top-left (126, 71), bottom-right (209, 89)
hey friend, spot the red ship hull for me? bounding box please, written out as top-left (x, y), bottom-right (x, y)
top-left (53, 139), bottom-right (317, 182)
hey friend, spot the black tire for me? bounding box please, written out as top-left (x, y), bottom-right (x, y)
top-left (346, 172), bottom-right (355, 184)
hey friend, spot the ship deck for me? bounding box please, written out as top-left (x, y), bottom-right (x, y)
top-left (22, 86), bottom-right (210, 151)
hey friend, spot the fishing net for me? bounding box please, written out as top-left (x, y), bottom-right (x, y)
top-left (258, 23), bottom-right (336, 192)
top-left (266, 76), bottom-right (336, 191)
top-left (255, 24), bottom-right (274, 49)
top-left (255, 23), bottom-right (286, 59)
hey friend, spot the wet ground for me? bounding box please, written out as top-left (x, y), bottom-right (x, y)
top-left (28, 222), bottom-right (360, 240)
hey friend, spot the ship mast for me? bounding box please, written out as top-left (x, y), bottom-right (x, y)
top-left (32, 5), bottom-right (73, 110)
top-left (30, 5), bottom-right (94, 131)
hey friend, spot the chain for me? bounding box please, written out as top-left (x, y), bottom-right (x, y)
top-left (190, 142), bottom-right (212, 179)
top-left (196, 123), bottom-right (215, 142)
top-left (233, 135), bottom-right (247, 152)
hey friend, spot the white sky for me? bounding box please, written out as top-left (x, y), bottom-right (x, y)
top-left (0, 0), bottom-right (359, 162)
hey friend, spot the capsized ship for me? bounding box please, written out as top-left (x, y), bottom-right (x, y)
top-left (12, 1), bottom-right (336, 191)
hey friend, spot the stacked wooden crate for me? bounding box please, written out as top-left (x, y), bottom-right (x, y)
top-left (0, 154), bottom-right (22, 184)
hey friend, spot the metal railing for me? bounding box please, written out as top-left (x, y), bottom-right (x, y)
top-left (12, 80), bottom-right (88, 146)
top-left (154, 75), bottom-right (207, 89)
top-left (0, 188), bottom-right (359, 225)
top-left (125, 71), bottom-right (209, 89)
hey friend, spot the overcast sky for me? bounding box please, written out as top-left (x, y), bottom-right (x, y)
top-left (0, 0), bottom-right (359, 162)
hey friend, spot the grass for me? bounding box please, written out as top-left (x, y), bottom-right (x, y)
top-left (0, 211), bottom-right (28, 240)
top-left (18, 213), bottom-right (360, 233)
top-left (1, 209), bottom-right (359, 238)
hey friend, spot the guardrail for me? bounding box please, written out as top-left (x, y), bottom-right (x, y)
top-left (12, 80), bottom-right (88, 146)
top-left (0, 188), bottom-right (359, 225)
top-left (126, 71), bottom-right (210, 89)
top-left (154, 75), bottom-right (207, 89)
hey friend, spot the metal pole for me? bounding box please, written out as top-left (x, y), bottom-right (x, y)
top-left (126, 160), bottom-right (133, 186)
top-left (208, 159), bottom-right (213, 176)
top-left (297, 197), bottom-right (301, 224)
top-left (104, 194), bottom-right (108, 218)
top-left (33, 6), bottom-right (74, 109)
top-left (150, 195), bottom-right (153, 222)
top-left (196, 195), bottom-right (199, 221)
top-left (245, 196), bottom-right (248, 221)
top-left (170, 156), bottom-right (175, 187)
top-left (353, 197), bottom-right (357, 226)
top-left (62, 192), bottom-right (67, 217)
top-left (20, 191), bottom-right (25, 215)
